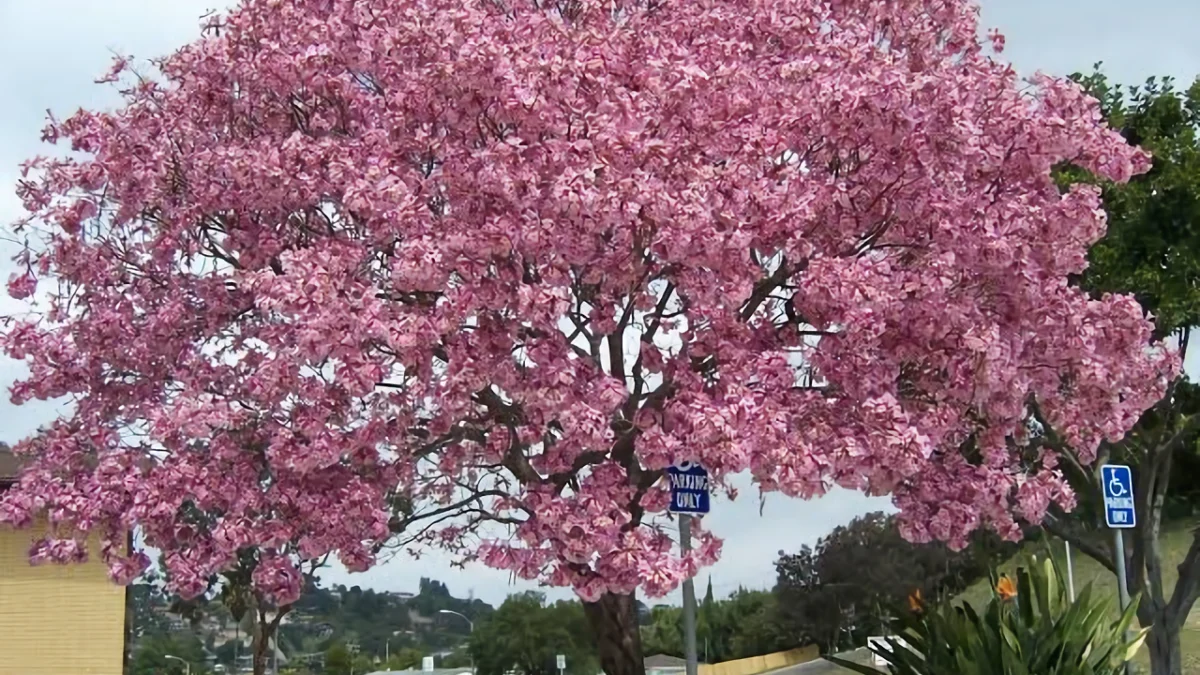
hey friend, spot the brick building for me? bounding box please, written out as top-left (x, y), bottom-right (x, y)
top-left (0, 445), bottom-right (127, 675)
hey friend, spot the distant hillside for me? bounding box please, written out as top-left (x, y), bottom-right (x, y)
top-left (957, 521), bottom-right (1200, 673)
top-left (133, 575), bottom-right (494, 672)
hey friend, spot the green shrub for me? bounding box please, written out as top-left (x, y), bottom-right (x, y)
top-left (829, 556), bottom-right (1147, 675)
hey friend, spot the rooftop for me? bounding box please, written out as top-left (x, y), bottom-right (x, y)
top-left (645, 655), bottom-right (689, 670)
top-left (365, 670), bottom-right (476, 675)
top-left (0, 444), bottom-right (19, 487)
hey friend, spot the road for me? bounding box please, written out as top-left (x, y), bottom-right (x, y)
top-left (769, 649), bottom-right (878, 675)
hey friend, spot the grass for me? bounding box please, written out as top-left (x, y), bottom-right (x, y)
top-left (956, 521), bottom-right (1200, 673)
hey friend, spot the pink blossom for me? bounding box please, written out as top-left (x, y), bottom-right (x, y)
top-left (252, 553), bottom-right (304, 606)
top-left (0, 0), bottom-right (1172, 608)
top-left (6, 273), bottom-right (36, 300)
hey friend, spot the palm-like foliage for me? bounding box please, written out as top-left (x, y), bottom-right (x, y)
top-left (829, 556), bottom-right (1147, 675)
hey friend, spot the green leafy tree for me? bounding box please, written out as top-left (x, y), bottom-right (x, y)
top-left (774, 512), bottom-right (1014, 654)
top-left (325, 642), bottom-right (354, 675)
top-left (352, 654), bottom-right (375, 674)
top-left (469, 592), bottom-right (598, 675)
top-left (386, 647), bottom-right (424, 671)
top-left (696, 578), bottom-right (725, 662)
top-left (721, 589), bottom-right (789, 660)
top-left (1038, 68), bottom-right (1200, 675)
top-left (640, 605), bottom-right (683, 659)
top-left (441, 648), bottom-right (474, 669)
top-left (640, 589), bottom-right (789, 663)
top-left (129, 632), bottom-right (208, 675)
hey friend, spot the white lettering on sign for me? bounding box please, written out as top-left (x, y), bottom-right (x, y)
top-left (668, 473), bottom-right (709, 491)
top-left (1107, 497), bottom-right (1134, 509)
top-left (673, 492), bottom-right (703, 510)
top-left (1111, 511), bottom-right (1130, 524)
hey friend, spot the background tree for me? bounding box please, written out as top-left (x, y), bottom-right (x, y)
top-left (386, 647), bottom-right (425, 671)
top-left (696, 578), bottom-right (724, 662)
top-left (640, 589), bottom-right (789, 662)
top-left (215, 639), bottom-right (241, 668)
top-left (640, 605), bottom-right (683, 659)
top-left (719, 589), bottom-right (791, 660)
top-left (0, 3), bottom-right (1174, 675)
top-left (1032, 68), bottom-right (1200, 675)
top-left (470, 592), bottom-right (599, 675)
top-left (773, 512), bottom-right (1015, 654)
top-left (324, 642), bottom-right (353, 675)
top-left (353, 654), bottom-right (375, 674)
top-left (129, 632), bottom-right (209, 675)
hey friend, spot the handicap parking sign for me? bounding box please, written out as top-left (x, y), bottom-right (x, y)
top-left (1101, 464), bottom-right (1136, 529)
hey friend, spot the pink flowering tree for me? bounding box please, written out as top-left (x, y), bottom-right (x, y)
top-left (0, 0), bottom-right (1177, 673)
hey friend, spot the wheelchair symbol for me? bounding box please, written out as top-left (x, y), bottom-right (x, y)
top-left (1107, 469), bottom-right (1128, 497)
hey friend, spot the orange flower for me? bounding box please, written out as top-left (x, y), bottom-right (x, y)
top-left (995, 576), bottom-right (1018, 601)
top-left (908, 588), bottom-right (924, 613)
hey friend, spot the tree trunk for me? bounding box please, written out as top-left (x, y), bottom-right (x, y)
top-left (123, 582), bottom-right (134, 670)
top-left (122, 530), bottom-right (136, 671)
top-left (252, 608), bottom-right (272, 675)
top-left (583, 591), bottom-right (646, 675)
top-left (1146, 621), bottom-right (1183, 675)
top-left (252, 605), bottom-right (290, 675)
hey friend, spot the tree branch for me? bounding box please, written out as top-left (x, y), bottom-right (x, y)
top-left (1041, 514), bottom-right (1116, 574)
top-left (1157, 411), bottom-right (1200, 457)
top-left (1166, 527), bottom-right (1200, 632)
top-left (388, 489), bottom-right (514, 534)
top-left (739, 257), bottom-right (806, 321)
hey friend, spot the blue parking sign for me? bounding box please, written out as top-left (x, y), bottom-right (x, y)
top-left (1101, 464), bottom-right (1136, 529)
top-left (667, 462), bottom-right (710, 515)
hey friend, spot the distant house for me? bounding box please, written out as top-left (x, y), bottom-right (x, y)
top-left (645, 654), bottom-right (689, 675)
top-left (367, 662), bottom-right (475, 667)
top-left (0, 445), bottom-right (127, 674)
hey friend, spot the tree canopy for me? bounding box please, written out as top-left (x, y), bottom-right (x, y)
top-left (0, 2), bottom-right (1175, 674)
top-left (1038, 67), bottom-right (1200, 675)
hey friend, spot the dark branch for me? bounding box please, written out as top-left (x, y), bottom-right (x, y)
top-left (1041, 514), bottom-right (1116, 575)
top-left (1167, 528), bottom-right (1200, 631)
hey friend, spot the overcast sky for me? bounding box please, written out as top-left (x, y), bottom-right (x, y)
top-left (0, 0), bottom-right (1197, 608)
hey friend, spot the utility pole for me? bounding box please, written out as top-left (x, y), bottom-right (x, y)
top-left (680, 515), bottom-right (698, 675)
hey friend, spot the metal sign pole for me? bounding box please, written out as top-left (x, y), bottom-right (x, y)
top-left (1065, 540), bottom-right (1076, 601)
top-left (1101, 465), bottom-right (1137, 675)
top-left (1114, 530), bottom-right (1134, 675)
top-left (680, 515), bottom-right (698, 675)
top-left (668, 460), bottom-right (708, 675)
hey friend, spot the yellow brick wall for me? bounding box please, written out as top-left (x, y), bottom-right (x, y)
top-left (697, 645), bottom-right (820, 675)
top-left (0, 522), bottom-right (126, 675)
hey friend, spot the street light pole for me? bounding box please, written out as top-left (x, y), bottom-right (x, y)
top-left (438, 609), bottom-right (475, 671)
top-left (438, 609), bottom-right (475, 632)
top-left (164, 655), bottom-right (191, 675)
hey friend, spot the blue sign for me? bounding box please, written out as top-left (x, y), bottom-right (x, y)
top-left (667, 462), bottom-right (710, 515)
top-left (1101, 464), bottom-right (1136, 529)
